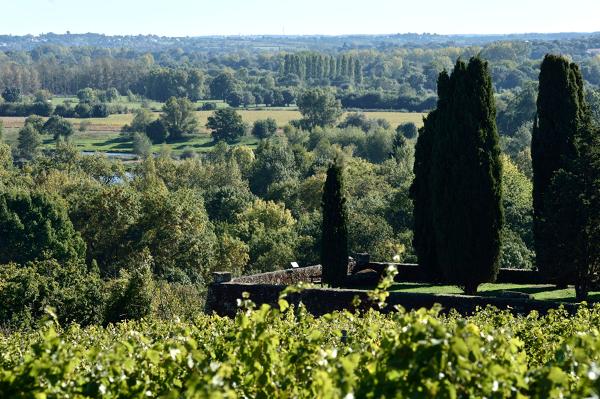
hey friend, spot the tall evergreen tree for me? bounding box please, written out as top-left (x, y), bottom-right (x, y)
top-left (410, 72), bottom-right (449, 280)
top-left (532, 54), bottom-right (590, 285)
top-left (429, 57), bottom-right (503, 294)
top-left (543, 134), bottom-right (600, 299)
top-left (534, 55), bottom-right (600, 297)
top-left (321, 161), bottom-right (349, 288)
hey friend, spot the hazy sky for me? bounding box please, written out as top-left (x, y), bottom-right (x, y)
top-left (1, 0), bottom-right (599, 36)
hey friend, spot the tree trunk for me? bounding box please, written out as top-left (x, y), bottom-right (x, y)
top-left (463, 283), bottom-right (479, 296)
top-left (575, 281), bottom-right (589, 302)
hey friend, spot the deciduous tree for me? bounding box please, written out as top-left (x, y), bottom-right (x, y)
top-left (206, 108), bottom-right (247, 143)
top-left (297, 88), bottom-right (342, 129)
top-left (160, 97), bottom-right (199, 141)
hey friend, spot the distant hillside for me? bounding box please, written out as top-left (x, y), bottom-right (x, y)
top-left (1, 32), bottom-right (600, 53)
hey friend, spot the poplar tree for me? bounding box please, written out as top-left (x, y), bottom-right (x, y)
top-left (532, 54), bottom-right (589, 285)
top-left (321, 161), bottom-right (349, 288)
top-left (428, 57), bottom-right (503, 294)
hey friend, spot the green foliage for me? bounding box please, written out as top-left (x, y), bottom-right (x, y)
top-left (532, 54), bottom-right (590, 285)
top-left (160, 97), bottom-right (199, 140)
top-left (586, 86), bottom-right (600, 127)
top-left (1, 86), bottom-right (21, 102)
top-left (297, 88), bottom-right (343, 129)
top-left (0, 190), bottom-right (85, 265)
top-left (132, 132), bottom-right (152, 159)
top-left (17, 124), bottom-right (41, 161)
top-left (24, 115), bottom-right (44, 131)
top-left (338, 112), bottom-right (390, 133)
top-left (397, 121), bottom-right (418, 139)
top-left (251, 118), bottom-right (278, 139)
top-left (250, 139), bottom-right (299, 196)
top-left (410, 109), bottom-right (440, 279)
top-left (234, 199), bottom-right (298, 273)
top-left (500, 155), bottom-right (534, 269)
top-left (0, 259), bottom-right (105, 328)
top-left (135, 183), bottom-right (218, 283)
top-left (7, 299), bottom-right (600, 397)
top-left (206, 108), bottom-right (247, 143)
top-left (364, 128), bottom-right (394, 163)
top-left (145, 119), bottom-right (168, 144)
top-left (204, 185), bottom-right (254, 223)
top-left (321, 162), bottom-right (348, 287)
top-left (140, 68), bottom-right (205, 101)
top-left (496, 81), bottom-right (537, 135)
top-left (67, 183), bottom-right (142, 276)
top-left (209, 71), bottom-right (239, 100)
top-left (542, 127), bottom-right (600, 299)
top-left (42, 115), bottom-right (74, 140)
top-left (0, 142), bottom-right (11, 174)
top-left (77, 87), bottom-right (97, 103)
top-left (105, 249), bottom-right (155, 324)
top-left (122, 108), bottom-right (154, 136)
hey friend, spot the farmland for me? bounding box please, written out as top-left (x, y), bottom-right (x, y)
top-left (1, 109), bottom-right (425, 154)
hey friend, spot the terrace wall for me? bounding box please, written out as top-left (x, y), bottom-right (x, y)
top-left (205, 265), bottom-right (578, 317)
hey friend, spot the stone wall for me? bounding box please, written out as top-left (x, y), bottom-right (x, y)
top-left (204, 262), bottom-right (570, 318)
top-left (232, 265), bottom-right (321, 285)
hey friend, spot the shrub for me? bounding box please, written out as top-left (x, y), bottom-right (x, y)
top-left (397, 122), bottom-right (418, 139)
top-left (142, 119), bottom-right (167, 144)
top-left (201, 102), bottom-right (217, 111)
top-left (104, 250), bottom-right (154, 323)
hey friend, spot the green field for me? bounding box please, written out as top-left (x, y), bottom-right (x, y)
top-left (390, 282), bottom-right (597, 302)
top-left (49, 95), bottom-right (226, 112)
top-left (2, 127), bottom-right (260, 155)
top-left (1, 109), bottom-right (425, 131)
top-left (1, 110), bottom-right (425, 155)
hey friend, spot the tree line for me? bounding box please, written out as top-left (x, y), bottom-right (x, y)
top-left (1, 37), bottom-right (599, 112)
top-left (282, 53), bottom-right (362, 83)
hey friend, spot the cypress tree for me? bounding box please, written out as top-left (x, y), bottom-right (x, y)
top-left (321, 161), bottom-right (349, 288)
top-left (532, 54), bottom-right (589, 285)
top-left (543, 135), bottom-right (600, 300)
top-left (410, 71), bottom-right (450, 280)
top-left (429, 57), bottom-right (503, 294)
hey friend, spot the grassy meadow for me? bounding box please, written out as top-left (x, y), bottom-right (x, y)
top-left (390, 282), bottom-right (598, 302)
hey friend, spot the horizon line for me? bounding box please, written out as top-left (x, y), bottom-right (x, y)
top-left (1, 31), bottom-right (599, 39)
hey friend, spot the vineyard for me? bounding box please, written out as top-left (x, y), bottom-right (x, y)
top-left (3, 294), bottom-right (600, 398)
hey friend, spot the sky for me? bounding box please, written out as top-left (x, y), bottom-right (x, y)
top-left (1, 0), bottom-right (599, 37)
